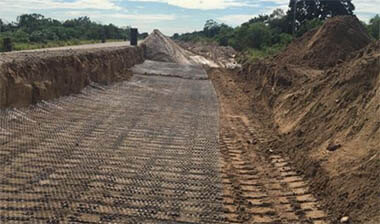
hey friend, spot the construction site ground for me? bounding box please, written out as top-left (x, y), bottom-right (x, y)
top-left (1, 17), bottom-right (379, 223)
top-left (0, 61), bottom-right (228, 223)
top-left (0, 54), bottom-right (330, 223)
top-left (209, 68), bottom-right (328, 224)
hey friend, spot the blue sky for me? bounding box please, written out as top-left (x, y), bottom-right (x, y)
top-left (0, 0), bottom-right (379, 35)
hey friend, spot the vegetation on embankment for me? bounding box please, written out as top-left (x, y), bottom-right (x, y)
top-left (0, 14), bottom-right (149, 52)
top-left (173, 0), bottom-right (379, 62)
top-left (7, 39), bottom-right (127, 51)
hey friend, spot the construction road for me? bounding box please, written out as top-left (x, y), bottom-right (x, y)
top-left (0, 59), bottom-right (329, 223)
top-left (0, 61), bottom-right (224, 223)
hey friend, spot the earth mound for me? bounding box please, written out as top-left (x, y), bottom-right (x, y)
top-left (141, 29), bottom-right (194, 64)
top-left (278, 15), bottom-right (371, 69)
top-left (275, 40), bottom-right (380, 223)
top-left (231, 15), bottom-right (379, 222)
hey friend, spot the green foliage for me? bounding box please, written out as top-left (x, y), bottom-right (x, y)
top-left (297, 18), bottom-right (324, 37)
top-left (0, 13), bottom-right (133, 51)
top-left (243, 45), bottom-right (285, 63)
top-left (368, 14), bottom-right (380, 40)
top-left (287, 0), bottom-right (355, 33)
top-left (174, 8), bottom-right (294, 56)
top-left (204, 19), bottom-right (221, 38)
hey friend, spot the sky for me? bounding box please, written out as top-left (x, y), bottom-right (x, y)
top-left (0, 0), bottom-right (379, 35)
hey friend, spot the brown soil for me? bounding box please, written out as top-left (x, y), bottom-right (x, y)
top-left (0, 46), bottom-right (144, 108)
top-left (209, 67), bottom-right (330, 223)
top-left (276, 16), bottom-right (371, 69)
top-left (207, 15), bottom-right (379, 223)
top-left (142, 30), bottom-right (194, 64)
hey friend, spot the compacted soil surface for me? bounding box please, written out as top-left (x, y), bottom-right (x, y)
top-left (209, 68), bottom-right (329, 224)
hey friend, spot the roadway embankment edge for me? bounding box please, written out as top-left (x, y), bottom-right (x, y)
top-left (0, 45), bottom-right (145, 108)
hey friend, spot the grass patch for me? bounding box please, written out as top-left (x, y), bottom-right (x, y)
top-left (1, 39), bottom-right (126, 52)
top-left (242, 44), bottom-right (286, 63)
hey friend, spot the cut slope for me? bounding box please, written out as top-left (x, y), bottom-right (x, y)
top-left (231, 15), bottom-right (379, 222)
top-left (274, 40), bottom-right (380, 223)
top-left (0, 46), bottom-right (144, 108)
top-left (234, 40), bottom-right (380, 223)
top-left (278, 16), bottom-right (371, 69)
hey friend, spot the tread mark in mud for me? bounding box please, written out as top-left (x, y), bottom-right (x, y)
top-left (220, 116), bottom-right (328, 224)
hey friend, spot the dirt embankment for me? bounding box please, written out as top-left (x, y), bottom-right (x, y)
top-left (0, 46), bottom-right (144, 108)
top-left (276, 16), bottom-right (371, 69)
top-left (224, 15), bottom-right (379, 223)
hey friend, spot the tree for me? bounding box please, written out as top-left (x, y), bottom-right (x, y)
top-left (246, 23), bottom-right (272, 49)
top-left (297, 18), bottom-right (323, 36)
top-left (215, 24), bottom-right (234, 46)
top-left (233, 22), bottom-right (272, 50)
top-left (172, 33), bottom-right (180, 39)
top-left (204, 19), bottom-right (221, 38)
top-left (0, 19), bottom-right (3, 32)
top-left (288, 0), bottom-right (355, 32)
top-left (17, 14), bottom-right (45, 33)
top-left (139, 32), bottom-right (149, 40)
top-left (369, 14), bottom-right (380, 40)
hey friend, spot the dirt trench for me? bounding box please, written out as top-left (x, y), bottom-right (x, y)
top-left (0, 45), bottom-right (144, 108)
top-left (208, 68), bottom-right (329, 224)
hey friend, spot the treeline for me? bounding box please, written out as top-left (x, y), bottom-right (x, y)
top-left (0, 14), bottom-right (148, 51)
top-left (173, 0), bottom-right (380, 58)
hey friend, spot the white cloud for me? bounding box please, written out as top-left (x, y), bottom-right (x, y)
top-left (0, 0), bottom-right (121, 11)
top-left (218, 14), bottom-right (256, 26)
top-left (355, 0), bottom-right (380, 15)
top-left (132, 0), bottom-right (255, 10)
top-left (109, 13), bottom-right (175, 21)
top-left (66, 10), bottom-right (175, 21)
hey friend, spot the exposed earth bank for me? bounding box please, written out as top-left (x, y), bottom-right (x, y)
top-left (0, 45), bottom-right (144, 108)
top-left (202, 16), bottom-right (380, 223)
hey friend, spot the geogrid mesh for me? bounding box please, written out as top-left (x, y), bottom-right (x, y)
top-left (0, 73), bottom-right (224, 223)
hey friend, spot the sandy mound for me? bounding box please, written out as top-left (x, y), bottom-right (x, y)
top-left (141, 30), bottom-right (226, 68)
top-left (142, 29), bottom-right (195, 65)
top-left (277, 16), bottom-right (371, 69)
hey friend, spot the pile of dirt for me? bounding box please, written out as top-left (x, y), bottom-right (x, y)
top-left (0, 46), bottom-right (144, 108)
top-left (142, 30), bottom-right (194, 64)
top-left (273, 40), bottom-right (380, 222)
top-left (277, 16), bottom-right (371, 69)
top-left (228, 15), bottom-right (380, 223)
top-left (142, 30), bottom-right (222, 68)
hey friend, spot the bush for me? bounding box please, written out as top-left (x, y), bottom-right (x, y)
top-left (297, 18), bottom-right (323, 37)
top-left (12, 30), bottom-right (30, 42)
top-left (368, 14), bottom-right (380, 40)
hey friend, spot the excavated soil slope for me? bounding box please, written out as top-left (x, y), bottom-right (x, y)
top-left (276, 16), bottom-right (371, 69)
top-left (0, 45), bottom-right (144, 108)
top-left (227, 16), bottom-right (379, 223)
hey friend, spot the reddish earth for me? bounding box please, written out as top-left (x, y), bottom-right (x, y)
top-left (0, 45), bottom-right (144, 108)
top-left (199, 15), bottom-right (380, 223)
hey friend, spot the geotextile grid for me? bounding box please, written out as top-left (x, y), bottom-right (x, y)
top-left (0, 71), bottom-right (224, 223)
